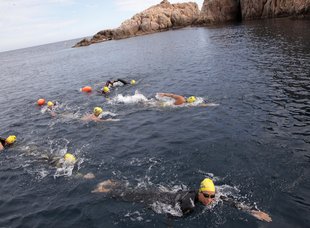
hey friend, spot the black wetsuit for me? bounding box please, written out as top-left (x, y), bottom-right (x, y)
top-left (109, 188), bottom-right (198, 216)
top-left (175, 190), bottom-right (198, 215)
top-left (105, 79), bottom-right (129, 87)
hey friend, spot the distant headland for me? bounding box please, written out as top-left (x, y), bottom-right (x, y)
top-left (73, 0), bottom-right (309, 48)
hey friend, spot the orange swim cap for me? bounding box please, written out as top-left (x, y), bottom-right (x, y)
top-left (81, 86), bottom-right (92, 93)
top-left (37, 99), bottom-right (45, 106)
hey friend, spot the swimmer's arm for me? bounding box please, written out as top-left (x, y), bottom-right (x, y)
top-left (0, 143), bottom-right (4, 151)
top-left (81, 115), bottom-right (90, 121)
top-left (220, 196), bottom-right (272, 222)
top-left (157, 93), bottom-right (186, 105)
top-left (81, 114), bottom-right (98, 121)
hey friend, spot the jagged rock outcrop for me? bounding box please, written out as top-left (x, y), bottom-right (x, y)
top-left (197, 0), bottom-right (241, 24)
top-left (74, 0), bottom-right (199, 47)
top-left (198, 0), bottom-right (310, 24)
top-left (240, 0), bottom-right (310, 19)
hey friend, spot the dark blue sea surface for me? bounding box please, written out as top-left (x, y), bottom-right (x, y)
top-left (0, 18), bottom-right (309, 227)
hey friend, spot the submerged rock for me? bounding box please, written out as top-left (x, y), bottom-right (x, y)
top-left (73, 0), bottom-right (199, 47)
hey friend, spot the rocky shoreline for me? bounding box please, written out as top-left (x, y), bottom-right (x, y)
top-left (73, 0), bottom-right (309, 48)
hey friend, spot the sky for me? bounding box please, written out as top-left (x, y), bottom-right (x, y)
top-left (0, 0), bottom-right (203, 52)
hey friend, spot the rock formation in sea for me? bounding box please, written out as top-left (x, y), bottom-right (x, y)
top-left (74, 0), bottom-right (309, 48)
top-left (73, 0), bottom-right (199, 47)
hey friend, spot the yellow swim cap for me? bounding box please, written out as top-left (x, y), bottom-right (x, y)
top-left (93, 107), bottom-right (103, 117)
top-left (199, 178), bottom-right (215, 192)
top-left (130, 80), bottom-right (136, 85)
top-left (103, 86), bottom-right (110, 93)
top-left (187, 96), bottom-right (196, 103)
top-left (47, 101), bottom-right (54, 107)
top-left (64, 153), bottom-right (76, 164)
top-left (6, 135), bottom-right (16, 144)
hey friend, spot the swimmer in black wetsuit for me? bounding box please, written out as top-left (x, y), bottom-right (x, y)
top-left (105, 79), bottom-right (130, 88)
top-left (0, 135), bottom-right (17, 151)
top-left (92, 178), bottom-right (272, 222)
top-left (101, 79), bottom-right (136, 94)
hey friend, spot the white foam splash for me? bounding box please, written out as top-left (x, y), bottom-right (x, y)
top-left (36, 169), bottom-right (49, 180)
top-left (124, 211), bottom-right (144, 221)
top-left (109, 90), bottom-right (148, 104)
top-left (53, 159), bottom-right (75, 178)
top-left (101, 111), bottom-right (117, 117)
top-left (150, 201), bottom-right (183, 217)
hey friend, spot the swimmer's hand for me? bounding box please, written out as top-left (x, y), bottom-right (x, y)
top-left (250, 210), bottom-right (272, 222)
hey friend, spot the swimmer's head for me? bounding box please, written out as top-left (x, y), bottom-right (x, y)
top-left (93, 107), bottom-right (103, 117)
top-left (64, 153), bottom-right (76, 164)
top-left (187, 96), bottom-right (196, 103)
top-left (199, 178), bottom-right (215, 193)
top-left (103, 86), bottom-right (110, 93)
top-left (47, 101), bottom-right (54, 107)
top-left (130, 80), bottom-right (136, 85)
top-left (6, 135), bottom-right (16, 144)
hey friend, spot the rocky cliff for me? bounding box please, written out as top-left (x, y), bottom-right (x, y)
top-left (73, 0), bottom-right (199, 47)
top-left (197, 0), bottom-right (241, 24)
top-left (240, 0), bottom-right (310, 19)
top-left (198, 0), bottom-right (310, 24)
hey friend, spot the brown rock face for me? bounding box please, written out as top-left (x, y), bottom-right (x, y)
top-left (198, 0), bottom-right (240, 24)
top-left (240, 0), bottom-right (310, 19)
top-left (198, 0), bottom-right (309, 24)
top-left (74, 0), bottom-right (199, 47)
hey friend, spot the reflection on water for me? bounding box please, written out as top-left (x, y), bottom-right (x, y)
top-left (0, 18), bottom-right (309, 227)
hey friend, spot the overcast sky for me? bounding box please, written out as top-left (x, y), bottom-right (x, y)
top-left (0, 0), bottom-right (203, 52)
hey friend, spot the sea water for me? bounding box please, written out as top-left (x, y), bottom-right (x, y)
top-left (0, 18), bottom-right (309, 227)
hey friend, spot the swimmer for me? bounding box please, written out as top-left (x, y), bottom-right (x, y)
top-left (0, 135), bottom-right (17, 151)
top-left (106, 79), bottom-right (136, 88)
top-left (47, 101), bottom-right (57, 117)
top-left (157, 93), bottom-right (196, 105)
top-left (101, 79), bottom-right (136, 94)
top-left (81, 107), bottom-right (117, 122)
top-left (81, 107), bottom-right (104, 122)
top-left (39, 152), bottom-right (76, 167)
top-left (40, 152), bottom-right (95, 179)
top-left (92, 178), bottom-right (272, 221)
